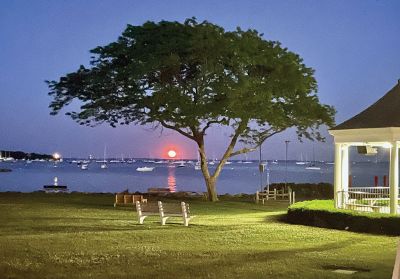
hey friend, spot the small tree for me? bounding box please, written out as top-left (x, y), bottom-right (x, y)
top-left (47, 19), bottom-right (335, 201)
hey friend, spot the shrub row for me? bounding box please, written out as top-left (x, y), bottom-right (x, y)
top-left (267, 183), bottom-right (333, 200)
top-left (287, 200), bottom-right (400, 235)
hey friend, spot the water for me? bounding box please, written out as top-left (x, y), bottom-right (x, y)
top-left (0, 160), bottom-right (391, 194)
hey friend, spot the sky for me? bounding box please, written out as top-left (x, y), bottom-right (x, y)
top-left (0, 0), bottom-right (399, 160)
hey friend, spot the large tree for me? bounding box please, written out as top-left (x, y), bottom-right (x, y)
top-left (48, 18), bottom-right (335, 201)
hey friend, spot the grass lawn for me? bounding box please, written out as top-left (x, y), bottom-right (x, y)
top-left (0, 192), bottom-right (398, 278)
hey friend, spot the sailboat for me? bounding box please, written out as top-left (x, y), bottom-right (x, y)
top-left (194, 153), bottom-right (201, 170)
top-left (3, 151), bottom-right (15, 162)
top-left (243, 153), bottom-right (252, 164)
top-left (296, 153), bottom-right (307, 165)
top-left (305, 146), bottom-right (320, 170)
top-left (100, 146), bottom-right (108, 169)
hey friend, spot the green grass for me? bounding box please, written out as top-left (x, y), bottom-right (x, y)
top-left (0, 192), bottom-right (398, 278)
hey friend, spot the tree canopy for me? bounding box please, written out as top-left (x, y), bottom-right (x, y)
top-left (48, 18), bottom-right (335, 201)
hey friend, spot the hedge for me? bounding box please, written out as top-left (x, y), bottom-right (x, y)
top-left (287, 200), bottom-right (400, 235)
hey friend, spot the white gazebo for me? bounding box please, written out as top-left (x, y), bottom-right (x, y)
top-left (329, 80), bottom-right (400, 214)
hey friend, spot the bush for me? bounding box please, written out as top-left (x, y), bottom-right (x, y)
top-left (266, 183), bottom-right (333, 200)
top-left (287, 200), bottom-right (400, 235)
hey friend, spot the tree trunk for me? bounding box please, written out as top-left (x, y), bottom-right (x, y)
top-left (204, 176), bottom-right (218, 201)
top-left (195, 121), bottom-right (247, 201)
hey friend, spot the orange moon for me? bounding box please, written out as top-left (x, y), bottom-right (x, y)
top-left (167, 150), bottom-right (177, 158)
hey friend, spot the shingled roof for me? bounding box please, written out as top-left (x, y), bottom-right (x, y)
top-left (331, 80), bottom-right (400, 130)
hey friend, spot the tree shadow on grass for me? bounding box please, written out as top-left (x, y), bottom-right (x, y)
top-left (263, 213), bottom-right (288, 223)
top-left (137, 240), bottom-right (372, 279)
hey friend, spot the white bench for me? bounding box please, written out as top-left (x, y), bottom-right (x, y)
top-left (135, 201), bottom-right (195, 226)
top-left (135, 201), bottom-right (159, 224)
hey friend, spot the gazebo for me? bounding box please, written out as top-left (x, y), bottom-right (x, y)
top-left (329, 80), bottom-right (400, 214)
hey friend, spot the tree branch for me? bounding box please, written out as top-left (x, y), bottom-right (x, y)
top-left (201, 119), bottom-right (226, 134)
top-left (229, 129), bottom-right (285, 157)
top-left (211, 120), bottom-right (248, 179)
top-left (159, 121), bottom-right (196, 141)
top-left (229, 147), bottom-right (257, 157)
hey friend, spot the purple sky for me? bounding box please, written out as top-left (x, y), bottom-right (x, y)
top-left (1, 0), bottom-right (399, 160)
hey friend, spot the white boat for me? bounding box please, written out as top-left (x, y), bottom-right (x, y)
top-left (194, 153), bottom-right (201, 170)
top-left (225, 161), bottom-right (232, 165)
top-left (81, 164), bottom-right (88, 170)
top-left (136, 166), bottom-right (155, 172)
top-left (177, 162), bottom-right (186, 168)
top-left (242, 154), bottom-right (252, 164)
top-left (305, 165), bottom-right (321, 170)
top-left (305, 146), bottom-right (320, 170)
top-left (1, 151), bottom-right (14, 162)
top-left (120, 154), bottom-right (126, 163)
top-left (296, 153), bottom-right (307, 165)
top-left (100, 145), bottom-right (108, 169)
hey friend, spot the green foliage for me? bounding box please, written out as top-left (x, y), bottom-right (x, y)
top-left (268, 183), bottom-right (334, 200)
top-left (0, 193), bottom-right (396, 278)
top-left (287, 200), bottom-right (400, 235)
top-left (47, 18), bottom-right (334, 143)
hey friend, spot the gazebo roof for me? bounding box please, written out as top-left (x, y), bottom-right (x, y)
top-left (331, 80), bottom-right (400, 130)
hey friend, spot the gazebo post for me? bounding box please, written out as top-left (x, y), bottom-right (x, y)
top-left (341, 145), bottom-right (349, 208)
top-left (341, 145), bottom-right (349, 193)
top-left (334, 143), bottom-right (343, 208)
top-left (389, 141), bottom-right (399, 214)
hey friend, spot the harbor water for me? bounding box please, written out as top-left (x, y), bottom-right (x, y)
top-left (0, 160), bottom-right (391, 194)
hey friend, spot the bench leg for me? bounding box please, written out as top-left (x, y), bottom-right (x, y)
top-left (139, 215), bottom-right (147, 224)
top-left (161, 216), bottom-right (169, 226)
top-left (183, 217), bottom-right (189, 226)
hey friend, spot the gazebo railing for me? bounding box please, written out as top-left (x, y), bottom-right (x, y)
top-left (349, 187), bottom-right (390, 195)
top-left (338, 189), bottom-right (399, 214)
